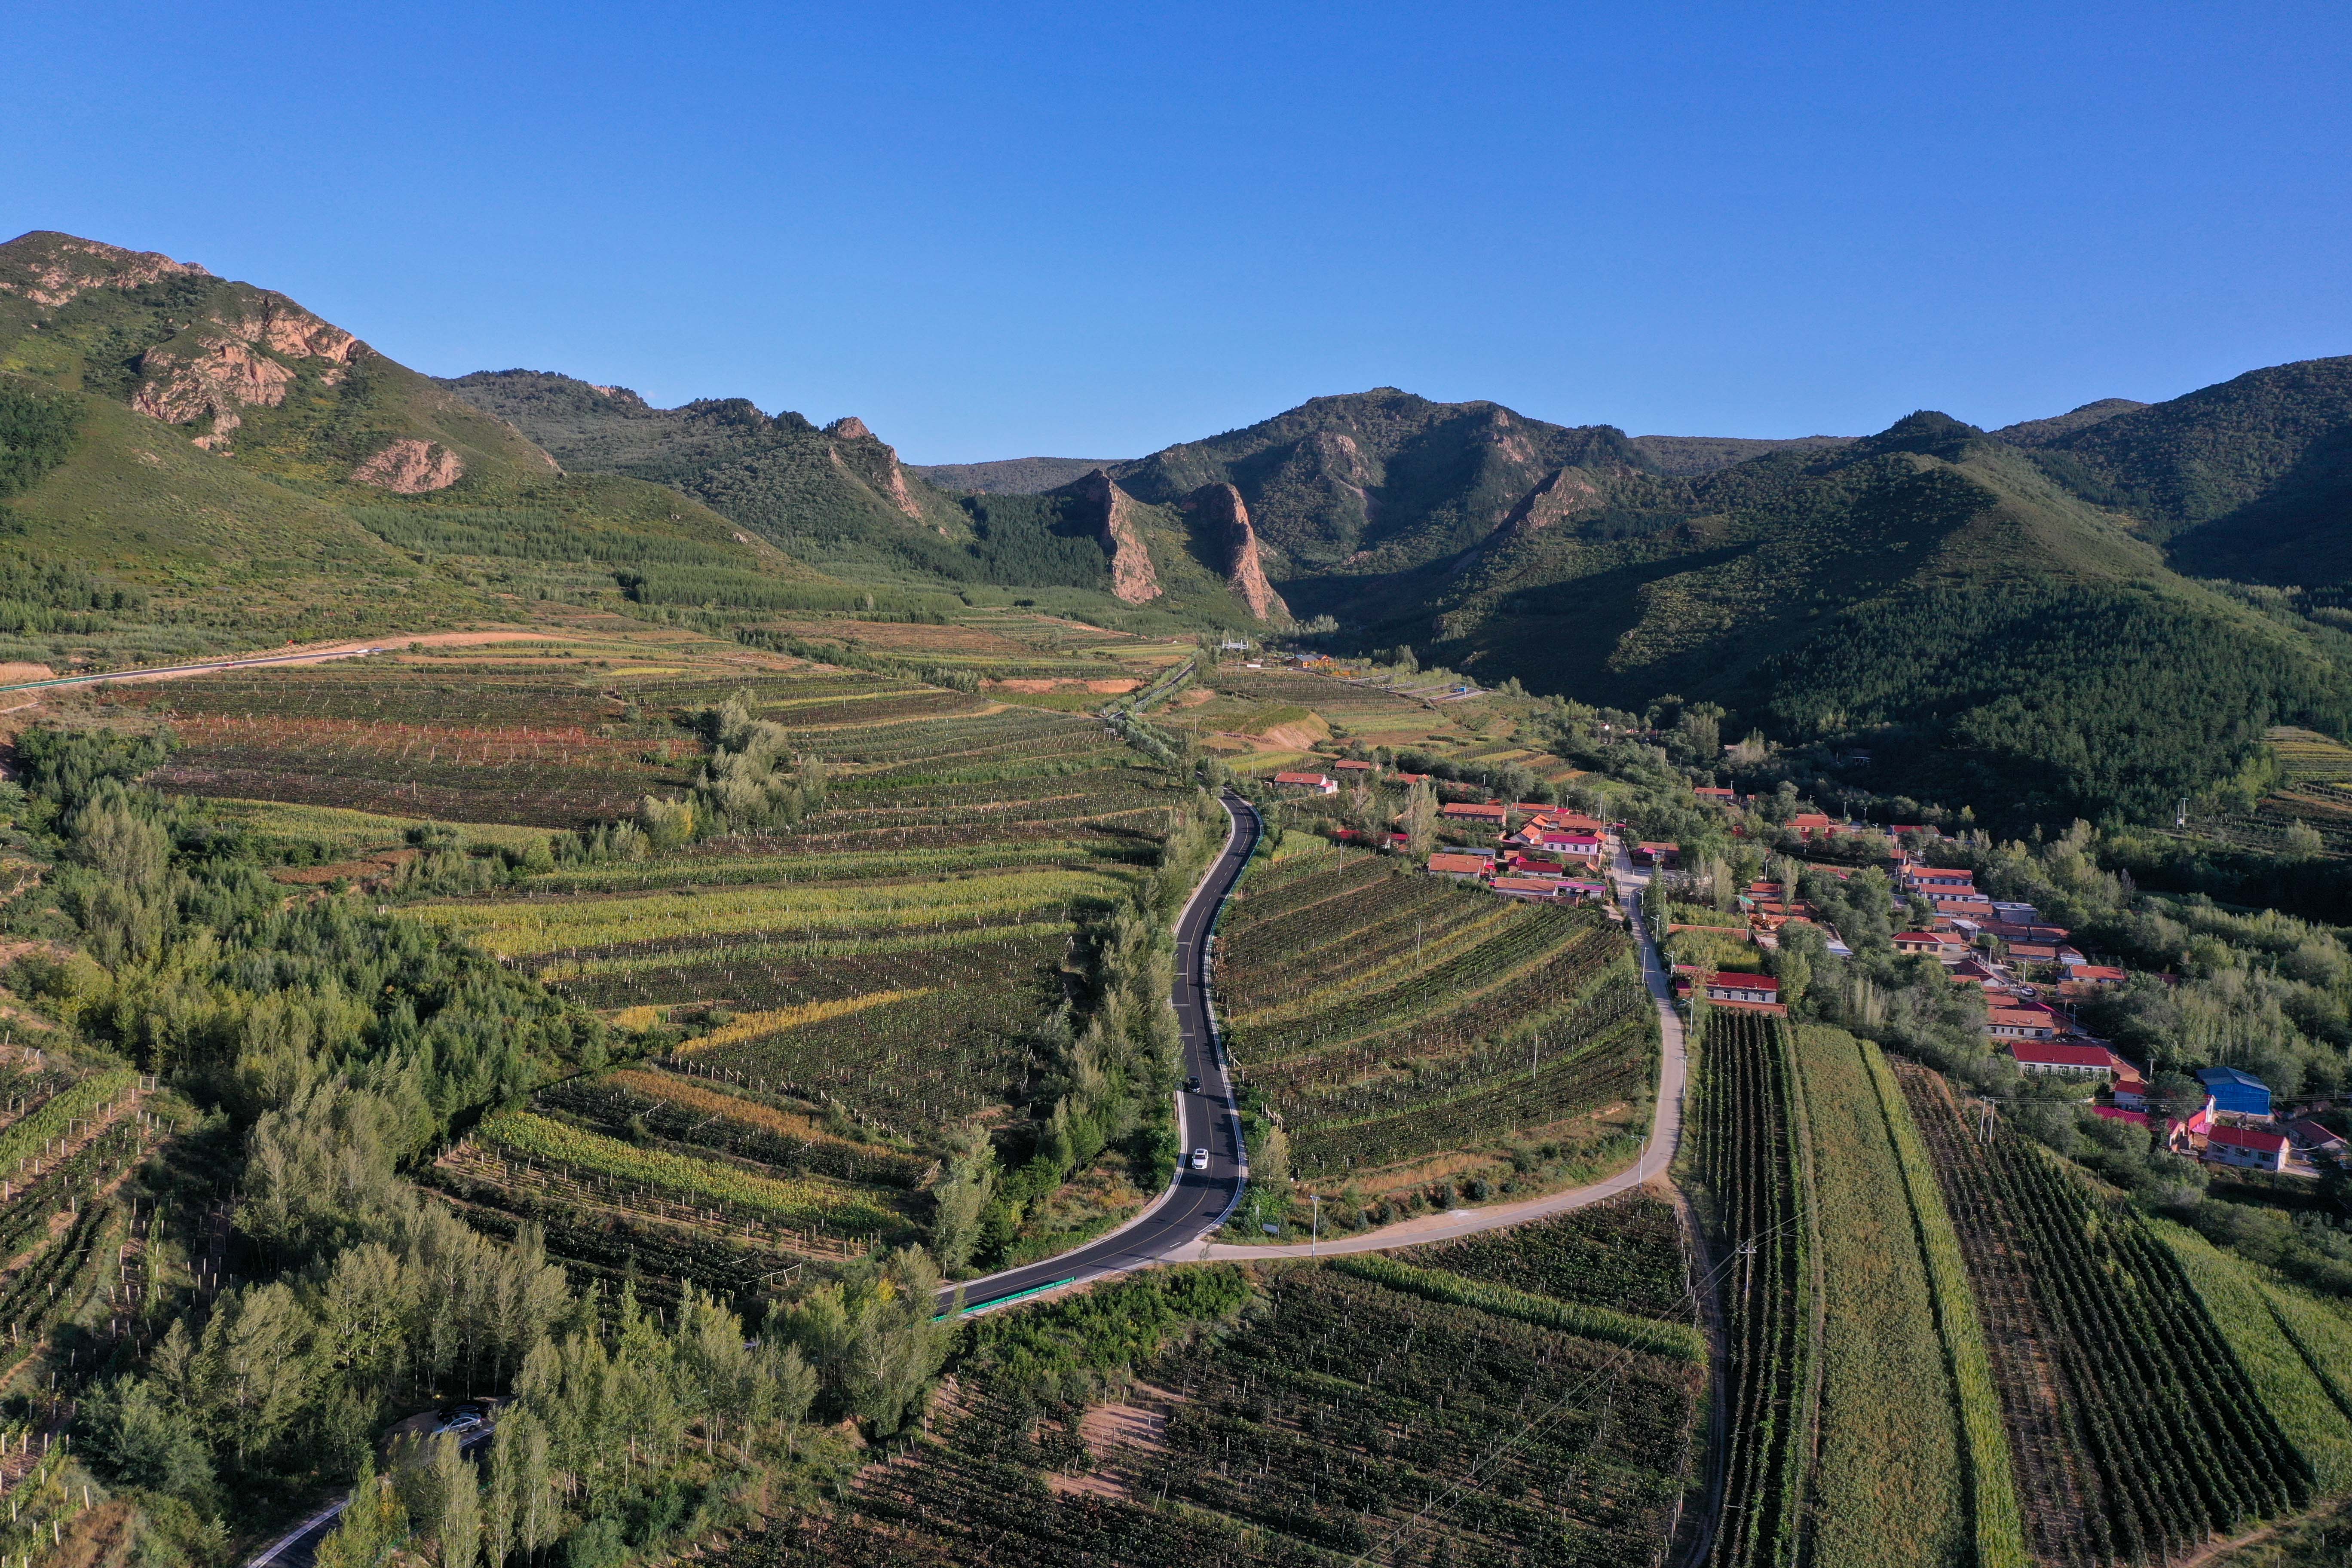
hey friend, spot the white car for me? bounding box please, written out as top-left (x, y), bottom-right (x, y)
top-left (1190, 1148), bottom-right (1210, 1171)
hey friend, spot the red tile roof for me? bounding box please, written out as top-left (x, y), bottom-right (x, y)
top-left (2008, 1040), bottom-right (2112, 1069)
top-left (2208, 1124), bottom-right (2290, 1155)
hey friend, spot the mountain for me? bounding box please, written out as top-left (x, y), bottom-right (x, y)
top-left (2006, 356), bottom-right (2352, 585)
top-left (0, 232), bottom-right (839, 660)
top-left (909, 456), bottom-right (1119, 494)
top-left (1624, 432), bottom-right (1853, 475)
top-left (1988, 397), bottom-right (2147, 447)
top-left (446, 370), bottom-right (1283, 625)
top-left (1216, 397), bottom-right (2352, 825)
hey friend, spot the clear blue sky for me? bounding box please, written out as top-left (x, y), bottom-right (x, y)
top-left (5, 2), bottom-right (2348, 462)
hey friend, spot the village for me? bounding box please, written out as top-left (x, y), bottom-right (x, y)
top-left (1264, 760), bottom-right (2347, 1182)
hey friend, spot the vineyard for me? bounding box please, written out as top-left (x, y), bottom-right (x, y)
top-left (735, 1258), bottom-right (1706, 1568)
top-left (1214, 841), bottom-right (1655, 1182)
top-left (1899, 1064), bottom-right (2312, 1566)
top-left (1694, 1008), bottom-right (1818, 1568)
top-left (112, 644), bottom-right (1196, 1299)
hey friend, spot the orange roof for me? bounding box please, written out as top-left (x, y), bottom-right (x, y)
top-left (1332, 758), bottom-right (1375, 771)
top-left (1427, 854), bottom-right (1490, 875)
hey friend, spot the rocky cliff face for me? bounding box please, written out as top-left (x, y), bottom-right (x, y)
top-left (1187, 482), bottom-right (1288, 620)
top-left (827, 416), bottom-right (928, 520)
top-left (351, 438), bottom-right (465, 493)
top-left (124, 287), bottom-right (368, 450)
top-left (1075, 469), bottom-right (1163, 604)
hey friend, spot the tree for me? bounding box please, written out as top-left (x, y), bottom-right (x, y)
top-left (2285, 820), bottom-right (2327, 859)
top-left (928, 1128), bottom-right (995, 1273)
top-left (1402, 781), bottom-right (1438, 857)
top-left (429, 1433), bottom-right (481, 1568)
top-left (315, 1457), bottom-right (408, 1568)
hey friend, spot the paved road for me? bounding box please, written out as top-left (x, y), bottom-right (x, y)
top-left (247, 1427), bottom-right (492, 1568)
top-left (1194, 835), bottom-right (1690, 1259)
top-left (943, 790), bottom-right (1262, 1313)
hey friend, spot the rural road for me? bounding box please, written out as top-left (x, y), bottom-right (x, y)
top-left (1193, 834), bottom-right (1687, 1258)
top-left (941, 789), bottom-right (1263, 1313)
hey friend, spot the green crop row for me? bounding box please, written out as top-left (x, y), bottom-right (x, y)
top-left (1329, 1253), bottom-right (1703, 1360)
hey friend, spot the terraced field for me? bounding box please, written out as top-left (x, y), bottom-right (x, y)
top-left (1214, 839), bottom-right (1653, 1183)
top-left (110, 643), bottom-right (1190, 1304)
top-left (735, 1225), bottom-right (1707, 1568)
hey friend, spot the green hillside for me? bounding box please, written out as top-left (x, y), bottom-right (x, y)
top-left (2016, 355), bottom-right (2352, 583)
top-left (908, 455), bottom-right (1119, 493)
top-left (1308, 409), bottom-right (2352, 824)
top-left (445, 370), bottom-right (1281, 626)
top-left (1109, 387), bottom-right (1650, 571)
top-left (0, 232), bottom-right (851, 666)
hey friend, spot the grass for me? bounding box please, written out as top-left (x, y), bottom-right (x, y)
top-left (1793, 1026), bottom-right (1970, 1568)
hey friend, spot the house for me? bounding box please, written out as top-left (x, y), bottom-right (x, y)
top-left (2111, 1076), bottom-right (2150, 1111)
top-left (1633, 841), bottom-right (1680, 867)
top-left (1990, 1010), bottom-right (2063, 1044)
top-left (1492, 876), bottom-right (1568, 901)
top-left (1894, 930), bottom-right (1964, 959)
top-left (2205, 1123), bottom-right (2291, 1172)
top-left (1395, 772), bottom-right (1433, 786)
top-left (2009, 1038), bottom-right (2112, 1074)
top-left (1535, 832), bottom-right (1606, 864)
top-left (1991, 901), bottom-right (2041, 925)
top-left (2070, 965), bottom-right (2127, 986)
top-left (1559, 879), bottom-right (1610, 903)
top-left (1332, 758), bottom-right (1376, 775)
top-left (1501, 854), bottom-right (1565, 879)
top-left (2094, 1105), bottom-right (2152, 1128)
top-left (2288, 1119), bottom-right (2347, 1156)
top-left (2006, 941), bottom-right (2064, 965)
top-left (1539, 811), bottom-right (1608, 834)
top-left (1441, 802), bottom-right (1509, 826)
top-left (1949, 959), bottom-right (2000, 986)
top-left (1695, 786), bottom-right (1739, 804)
top-left (1427, 853), bottom-right (1492, 880)
top-left (1272, 772), bottom-right (1338, 794)
top-left (1705, 971), bottom-right (1784, 1012)
top-left (1903, 866), bottom-right (1976, 892)
top-left (2198, 1066), bottom-right (2273, 1120)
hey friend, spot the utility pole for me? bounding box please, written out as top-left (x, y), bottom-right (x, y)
top-left (1311, 1194), bottom-right (1319, 1256)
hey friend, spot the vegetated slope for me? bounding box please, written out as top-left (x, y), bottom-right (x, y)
top-left (0, 232), bottom-right (841, 662)
top-left (446, 372), bottom-right (1278, 626)
top-left (909, 456), bottom-right (1121, 494)
top-left (1387, 411), bottom-right (2352, 826)
top-left (2015, 356), bottom-right (2352, 585)
top-left (1991, 398), bottom-right (2148, 448)
top-left (738, 1253), bottom-right (1705, 1568)
top-left (1110, 386), bottom-right (1653, 573)
top-left (1627, 432), bottom-right (1854, 475)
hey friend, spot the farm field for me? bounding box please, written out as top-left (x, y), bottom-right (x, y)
top-left (1898, 1063), bottom-right (2311, 1567)
top-left (99, 638), bottom-right (1195, 1303)
top-left (1163, 662), bottom-right (1578, 782)
top-left (1212, 837), bottom-right (1654, 1195)
top-left (735, 1248), bottom-right (1708, 1568)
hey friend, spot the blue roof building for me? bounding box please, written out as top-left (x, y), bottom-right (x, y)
top-left (2197, 1066), bottom-right (2272, 1119)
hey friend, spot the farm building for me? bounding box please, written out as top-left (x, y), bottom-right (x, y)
top-left (1426, 853), bottom-right (1491, 881)
top-left (1492, 876), bottom-right (1568, 901)
top-left (2205, 1124), bottom-right (2290, 1172)
top-left (1633, 841), bottom-right (1680, 867)
top-left (1559, 879), bottom-right (1610, 903)
top-left (2009, 1039), bottom-right (2116, 1075)
top-left (1704, 972), bottom-right (1784, 1013)
top-left (2197, 1066), bottom-right (2273, 1119)
top-left (1441, 802), bottom-right (1509, 826)
top-left (1272, 772), bottom-right (1338, 794)
top-left (1332, 758), bottom-right (1376, 774)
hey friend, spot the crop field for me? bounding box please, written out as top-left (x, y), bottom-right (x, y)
top-left (741, 1260), bottom-right (1706, 1568)
top-left (1899, 1064), bottom-right (2310, 1567)
top-left (1400, 1190), bottom-right (1696, 1318)
top-left (116, 643), bottom-right (1190, 1297)
top-left (1696, 1009), bottom-right (1817, 1568)
top-left (1213, 842), bottom-right (1653, 1179)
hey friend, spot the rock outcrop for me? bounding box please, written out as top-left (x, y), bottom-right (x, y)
top-left (1498, 467), bottom-right (1604, 540)
top-left (826, 416), bottom-right (927, 519)
top-left (1186, 483), bottom-right (1289, 620)
top-left (351, 439), bottom-right (464, 493)
top-left (125, 286), bottom-right (366, 449)
top-left (1075, 469), bottom-right (1163, 604)
top-left (0, 233), bottom-right (210, 308)
top-left (131, 337), bottom-right (298, 449)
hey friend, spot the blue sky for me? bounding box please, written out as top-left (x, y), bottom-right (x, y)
top-left (5, 2), bottom-right (2348, 461)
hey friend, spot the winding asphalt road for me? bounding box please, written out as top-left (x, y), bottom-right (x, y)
top-left (943, 789), bottom-right (1262, 1313)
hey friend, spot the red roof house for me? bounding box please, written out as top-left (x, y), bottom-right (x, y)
top-left (1272, 771), bottom-right (1338, 794)
top-left (1704, 972), bottom-right (1785, 1014)
top-left (2205, 1123), bottom-right (2291, 1172)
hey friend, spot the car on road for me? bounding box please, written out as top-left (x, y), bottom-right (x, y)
top-left (1185, 1075), bottom-right (1202, 1093)
top-left (1190, 1147), bottom-right (1209, 1170)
